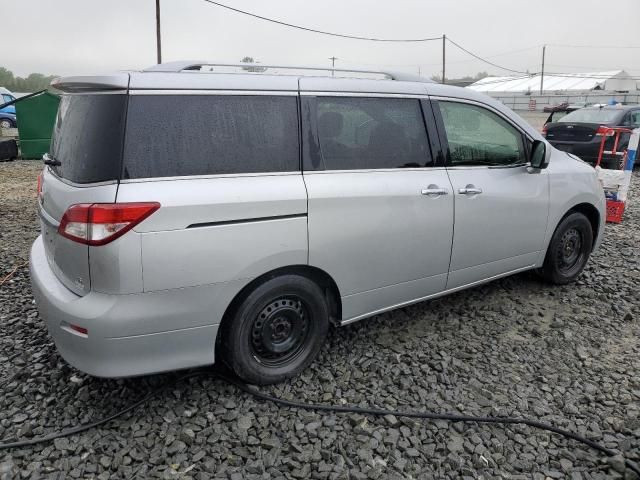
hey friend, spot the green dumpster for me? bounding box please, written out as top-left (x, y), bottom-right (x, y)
top-left (15, 92), bottom-right (60, 159)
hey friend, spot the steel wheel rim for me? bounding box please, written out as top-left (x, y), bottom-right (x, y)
top-left (250, 296), bottom-right (310, 367)
top-left (0, 120), bottom-right (10, 129)
top-left (557, 227), bottom-right (584, 273)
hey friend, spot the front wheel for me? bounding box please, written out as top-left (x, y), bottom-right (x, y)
top-left (220, 274), bottom-right (329, 385)
top-left (0, 119), bottom-right (13, 129)
top-left (539, 212), bottom-right (593, 284)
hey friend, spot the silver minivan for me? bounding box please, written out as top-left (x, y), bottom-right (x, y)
top-left (30, 62), bottom-right (605, 384)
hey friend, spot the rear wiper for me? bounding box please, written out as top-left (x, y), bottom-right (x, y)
top-left (42, 153), bottom-right (61, 167)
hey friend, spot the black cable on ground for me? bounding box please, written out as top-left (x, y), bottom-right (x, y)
top-left (0, 370), bottom-right (638, 477)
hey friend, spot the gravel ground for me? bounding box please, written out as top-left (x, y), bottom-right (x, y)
top-left (1, 160), bottom-right (639, 480)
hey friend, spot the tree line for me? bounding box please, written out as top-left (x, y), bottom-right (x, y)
top-left (0, 68), bottom-right (57, 93)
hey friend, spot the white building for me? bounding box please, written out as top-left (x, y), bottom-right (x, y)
top-left (468, 70), bottom-right (637, 94)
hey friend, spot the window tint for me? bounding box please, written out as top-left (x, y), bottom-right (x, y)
top-left (123, 95), bottom-right (299, 179)
top-left (50, 94), bottom-right (127, 183)
top-left (316, 97), bottom-right (432, 170)
top-left (438, 101), bottom-right (526, 167)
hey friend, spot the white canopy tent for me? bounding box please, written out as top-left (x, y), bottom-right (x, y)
top-left (468, 71), bottom-right (637, 94)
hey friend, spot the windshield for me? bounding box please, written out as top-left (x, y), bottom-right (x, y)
top-left (50, 94), bottom-right (127, 183)
top-left (558, 108), bottom-right (621, 124)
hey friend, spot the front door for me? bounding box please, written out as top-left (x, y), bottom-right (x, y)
top-left (301, 94), bottom-right (455, 322)
top-left (433, 99), bottom-right (550, 289)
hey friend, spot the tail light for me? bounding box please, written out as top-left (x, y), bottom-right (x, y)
top-left (541, 126), bottom-right (548, 137)
top-left (595, 126), bottom-right (614, 137)
top-left (58, 202), bottom-right (160, 246)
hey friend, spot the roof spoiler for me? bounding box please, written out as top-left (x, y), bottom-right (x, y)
top-left (50, 73), bottom-right (130, 93)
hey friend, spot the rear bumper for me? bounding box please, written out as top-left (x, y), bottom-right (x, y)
top-left (29, 235), bottom-right (220, 377)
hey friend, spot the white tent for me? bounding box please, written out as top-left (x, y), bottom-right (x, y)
top-left (468, 70), bottom-right (637, 93)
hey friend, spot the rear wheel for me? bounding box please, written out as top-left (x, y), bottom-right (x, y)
top-left (220, 275), bottom-right (329, 385)
top-left (539, 212), bottom-right (593, 284)
top-left (0, 119), bottom-right (13, 129)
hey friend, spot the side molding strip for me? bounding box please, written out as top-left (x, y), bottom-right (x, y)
top-left (187, 213), bottom-right (307, 229)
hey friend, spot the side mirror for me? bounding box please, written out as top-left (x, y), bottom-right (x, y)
top-left (530, 140), bottom-right (548, 169)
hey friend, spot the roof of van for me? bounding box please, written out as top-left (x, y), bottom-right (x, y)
top-left (50, 61), bottom-right (487, 99)
top-left (49, 61), bottom-right (543, 139)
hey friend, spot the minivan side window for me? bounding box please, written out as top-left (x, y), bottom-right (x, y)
top-left (315, 97), bottom-right (432, 170)
top-left (438, 101), bottom-right (526, 167)
top-left (123, 95), bottom-right (299, 179)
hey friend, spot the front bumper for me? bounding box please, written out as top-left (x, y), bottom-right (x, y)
top-left (29, 236), bottom-right (219, 377)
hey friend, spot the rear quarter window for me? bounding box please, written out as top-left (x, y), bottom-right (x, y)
top-left (122, 95), bottom-right (299, 179)
top-left (50, 94), bottom-right (127, 184)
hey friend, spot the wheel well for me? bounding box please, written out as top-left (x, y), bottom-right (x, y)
top-left (566, 203), bottom-right (600, 249)
top-left (216, 265), bottom-right (342, 355)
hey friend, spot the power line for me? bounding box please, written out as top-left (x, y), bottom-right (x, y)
top-left (339, 45), bottom-right (543, 70)
top-left (549, 43), bottom-right (640, 49)
top-left (445, 37), bottom-right (532, 75)
top-left (201, 0), bottom-right (442, 42)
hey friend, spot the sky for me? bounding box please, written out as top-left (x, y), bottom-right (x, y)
top-left (4, 0), bottom-right (640, 80)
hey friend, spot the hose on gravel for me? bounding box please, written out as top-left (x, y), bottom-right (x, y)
top-left (0, 370), bottom-right (638, 476)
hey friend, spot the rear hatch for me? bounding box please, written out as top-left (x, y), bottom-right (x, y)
top-left (39, 90), bottom-right (128, 296)
top-left (545, 122), bottom-right (601, 142)
top-left (544, 107), bottom-right (622, 144)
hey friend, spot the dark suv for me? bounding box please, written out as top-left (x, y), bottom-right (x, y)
top-left (543, 105), bottom-right (640, 167)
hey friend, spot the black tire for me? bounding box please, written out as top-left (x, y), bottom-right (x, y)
top-left (220, 274), bottom-right (329, 385)
top-left (539, 212), bottom-right (593, 285)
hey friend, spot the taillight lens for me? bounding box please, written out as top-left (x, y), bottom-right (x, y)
top-left (595, 126), bottom-right (614, 137)
top-left (541, 126), bottom-right (548, 137)
top-left (58, 202), bottom-right (160, 246)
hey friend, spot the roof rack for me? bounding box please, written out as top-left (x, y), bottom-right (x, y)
top-left (143, 61), bottom-right (433, 83)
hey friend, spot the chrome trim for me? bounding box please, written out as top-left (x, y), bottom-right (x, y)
top-left (129, 89), bottom-right (298, 96)
top-left (421, 187), bottom-right (448, 196)
top-left (458, 186), bottom-right (483, 195)
top-left (445, 163), bottom-right (531, 171)
top-left (118, 171), bottom-right (302, 183)
top-left (340, 264), bottom-right (536, 326)
top-left (300, 91), bottom-right (428, 99)
top-left (302, 167), bottom-right (448, 174)
top-left (57, 90), bottom-right (127, 96)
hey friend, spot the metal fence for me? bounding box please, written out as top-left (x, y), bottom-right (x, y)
top-left (487, 92), bottom-right (640, 111)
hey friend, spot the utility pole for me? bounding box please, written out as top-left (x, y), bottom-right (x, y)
top-left (329, 56), bottom-right (337, 77)
top-left (442, 34), bottom-right (446, 84)
top-left (540, 45), bottom-right (546, 95)
top-left (155, 0), bottom-right (162, 64)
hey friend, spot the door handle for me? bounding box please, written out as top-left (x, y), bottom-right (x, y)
top-left (458, 184), bottom-right (483, 195)
top-left (421, 185), bottom-right (449, 196)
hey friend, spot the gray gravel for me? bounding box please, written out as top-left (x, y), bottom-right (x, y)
top-left (1, 160), bottom-right (639, 479)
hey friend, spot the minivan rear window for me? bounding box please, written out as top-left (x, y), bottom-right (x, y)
top-left (50, 94), bottom-right (127, 184)
top-left (122, 95), bottom-right (299, 179)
